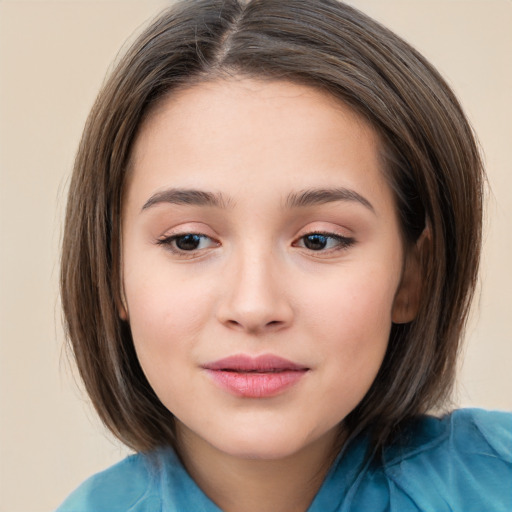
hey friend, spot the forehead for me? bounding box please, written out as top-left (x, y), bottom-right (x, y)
top-left (125, 78), bottom-right (393, 215)
top-left (133, 77), bottom-right (375, 156)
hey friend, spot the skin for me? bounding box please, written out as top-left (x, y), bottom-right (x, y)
top-left (120, 78), bottom-right (421, 512)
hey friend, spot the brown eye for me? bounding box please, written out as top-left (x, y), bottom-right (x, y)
top-left (174, 234), bottom-right (203, 251)
top-left (303, 234), bottom-right (329, 251)
top-left (157, 233), bottom-right (218, 254)
top-left (296, 232), bottom-right (355, 252)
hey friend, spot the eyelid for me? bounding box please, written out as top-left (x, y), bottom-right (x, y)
top-left (155, 221), bottom-right (218, 243)
top-left (292, 229), bottom-right (356, 254)
top-left (152, 223), bottom-right (355, 258)
top-left (155, 230), bottom-right (220, 258)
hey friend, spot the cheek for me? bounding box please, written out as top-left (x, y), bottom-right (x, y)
top-left (299, 264), bottom-right (398, 378)
top-left (124, 267), bottom-right (214, 368)
top-left (305, 267), bottom-right (397, 335)
top-left (124, 274), bottom-right (217, 415)
top-left (301, 269), bottom-right (396, 421)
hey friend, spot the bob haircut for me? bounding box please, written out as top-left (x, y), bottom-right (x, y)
top-left (61, 0), bottom-right (483, 455)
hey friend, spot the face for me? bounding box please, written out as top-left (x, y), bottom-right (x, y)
top-left (121, 78), bottom-right (418, 462)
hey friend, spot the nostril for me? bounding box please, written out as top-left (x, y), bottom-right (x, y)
top-left (223, 318), bottom-right (284, 333)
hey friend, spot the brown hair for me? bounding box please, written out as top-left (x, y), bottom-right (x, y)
top-left (61, 0), bottom-right (483, 455)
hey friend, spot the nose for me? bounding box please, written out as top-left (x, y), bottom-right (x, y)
top-left (216, 248), bottom-right (294, 335)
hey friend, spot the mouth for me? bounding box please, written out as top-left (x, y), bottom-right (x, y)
top-left (202, 354), bottom-right (309, 398)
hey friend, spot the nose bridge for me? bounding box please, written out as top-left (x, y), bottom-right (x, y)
top-left (218, 239), bottom-right (292, 333)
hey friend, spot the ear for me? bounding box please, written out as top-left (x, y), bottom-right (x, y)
top-left (117, 287), bottom-right (129, 321)
top-left (116, 232), bottom-right (129, 321)
top-left (115, 279), bottom-right (129, 321)
top-left (392, 227), bottom-right (430, 324)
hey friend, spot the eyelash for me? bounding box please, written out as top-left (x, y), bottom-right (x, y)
top-left (156, 233), bottom-right (219, 256)
top-left (294, 232), bottom-right (355, 253)
top-left (156, 231), bottom-right (355, 257)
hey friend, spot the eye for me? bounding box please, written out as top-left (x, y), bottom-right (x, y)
top-left (295, 232), bottom-right (355, 252)
top-left (157, 233), bottom-right (219, 253)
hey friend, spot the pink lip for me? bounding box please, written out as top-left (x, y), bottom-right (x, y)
top-left (202, 354), bottom-right (309, 398)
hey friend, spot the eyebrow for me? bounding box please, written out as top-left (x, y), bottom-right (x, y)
top-left (141, 186), bottom-right (374, 213)
top-left (285, 187), bottom-right (375, 213)
top-left (141, 188), bottom-right (231, 211)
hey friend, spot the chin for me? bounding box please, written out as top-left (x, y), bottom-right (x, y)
top-left (206, 423), bottom-right (328, 461)
top-left (219, 441), bottom-right (306, 461)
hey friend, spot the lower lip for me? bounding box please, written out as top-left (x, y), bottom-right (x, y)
top-left (205, 369), bottom-right (307, 398)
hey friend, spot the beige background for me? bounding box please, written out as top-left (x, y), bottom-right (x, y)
top-left (0, 1), bottom-right (510, 511)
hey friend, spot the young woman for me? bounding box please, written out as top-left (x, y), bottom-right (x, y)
top-left (57, 1), bottom-right (511, 510)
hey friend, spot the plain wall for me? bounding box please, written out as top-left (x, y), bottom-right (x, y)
top-left (0, 1), bottom-right (510, 511)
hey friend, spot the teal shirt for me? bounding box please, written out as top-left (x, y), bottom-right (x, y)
top-left (57, 409), bottom-right (512, 511)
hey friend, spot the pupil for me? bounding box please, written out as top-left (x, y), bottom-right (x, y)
top-left (304, 234), bottom-right (327, 250)
top-left (176, 234), bottom-right (201, 251)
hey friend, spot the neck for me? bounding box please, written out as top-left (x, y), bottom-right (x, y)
top-left (176, 425), bottom-right (343, 512)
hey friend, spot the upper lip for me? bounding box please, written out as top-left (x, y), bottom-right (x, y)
top-left (202, 354), bottom-right (309, 372)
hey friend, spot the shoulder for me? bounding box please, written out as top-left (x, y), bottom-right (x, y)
top-left (450, 407), bottom-right (512, 457)
top-left (380, 408), bottom-right (512, 511)
top-left (386, 408), bottom-right (512, 462)
top-left (56, 453), bottom-right (162, 512)
top-left (55, 448), bottom-right (221, 512)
